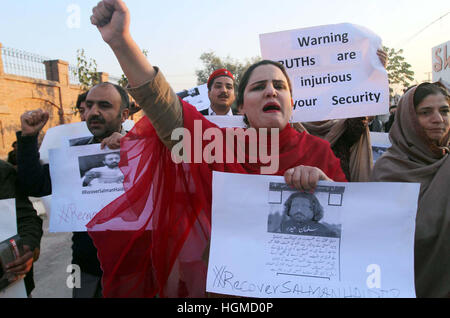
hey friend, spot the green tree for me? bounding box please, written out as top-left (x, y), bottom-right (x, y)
top-left (73, 49), bottom-right (99, 90)
top-left (196, 51), bottom-right (261, 88)
top-left (383, 46), bottom-right (415, 95)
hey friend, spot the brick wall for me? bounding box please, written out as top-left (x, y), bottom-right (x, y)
top-left (0, 43), bottom-right (144, 160)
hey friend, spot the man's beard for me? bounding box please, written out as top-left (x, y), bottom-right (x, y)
top-left (88, 115), bottom-right (122, 140)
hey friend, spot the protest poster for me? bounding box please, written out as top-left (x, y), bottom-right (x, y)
top-left (177, 84), bottom-right (210, 112)
top-left (48, 143), bottom-right (127, 232)
top-left (39, 120), bottom-right (135, 164)
top-left (370, 132), bottom-right (391, 164)
top-left (0, 199), bottom-right (27, 298)
top-left (432, 40), bottom-right (450, 84)
top-left (38, 120), bottom-right (135, 217)
top-left (206, 172), bottom-right (419, 298)
top-left (260, 23), bottom-right (389, 122)
top-left (39, 122), bottom-right (91, 164)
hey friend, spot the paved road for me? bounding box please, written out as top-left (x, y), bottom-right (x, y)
top-left (31, 209), bottom-right (73, 298)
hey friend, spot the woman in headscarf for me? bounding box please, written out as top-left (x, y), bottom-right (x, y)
top-left (371, 82), bottom-right (450, 298)
top-left (87, 0), bottom-right (346, 298)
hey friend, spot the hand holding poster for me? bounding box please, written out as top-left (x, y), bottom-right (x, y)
top-left (39, 120), bottom-right (135, 164)
top-left (260, 23), bottom-right (389, 122)
top-left (38, 122), bottom-right (91, 164)
top-left (38, 120), bottom-right (135, 220)
top-left (206, 172), bottom-right (419, 298)
top-left (49, 143), bottom-right (127, 232)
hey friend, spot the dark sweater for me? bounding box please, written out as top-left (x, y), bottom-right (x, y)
top-left (16, 132), bottom-right (102, 276)
top-left (0, 159), bottom-right (43, 294)
top-left (331, 118), bottom-right (366, 181)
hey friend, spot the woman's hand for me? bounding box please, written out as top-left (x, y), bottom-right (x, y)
top-left (284, 165), bottom-right (333, 192)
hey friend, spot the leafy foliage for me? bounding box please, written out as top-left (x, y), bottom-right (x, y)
top-left (73, 49), bottom-right (99, 90)
top-left (383, 46), bottom-right (415, 95)
top-left (196, 51), bottom-right (261, 88)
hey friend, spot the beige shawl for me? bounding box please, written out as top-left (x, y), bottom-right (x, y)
top-left (301, 120), bottom-right (373, 182)
top-left (371, 87), bottom-right (450, 298)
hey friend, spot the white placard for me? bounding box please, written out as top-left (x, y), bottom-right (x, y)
top-left (49, 144), bottom-right (126, 232)
top-left (39, 122), bottom-right (91, 164)
top-left (432, 40), bottom-right (450, 84)
top-left (206, 172), bottom-right (418, 298)
top-left (39, 120), bottom-right (135, 164)
top-left (370, 132), bottom-right (391, 164)
top-left (260, 23), bottom-right (389, 122)
top-left (0, 199), bottom-right (27, 298)
top-left (38, 120), bottom-right (135, 219)
top-left (177, 84), bottom-right (211, 112)
top-left (205, 115), bottom-right (246, 128)
top-left (0, 199), bottom-right (16, 239)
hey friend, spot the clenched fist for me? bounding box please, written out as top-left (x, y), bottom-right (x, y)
top-left (91, 0), bottom-right (130, 48)
top-left (20, 109), bottom-right (49, 137)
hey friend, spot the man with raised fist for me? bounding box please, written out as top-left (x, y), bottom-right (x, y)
top-left (15, 82), bottom-right (130, 298)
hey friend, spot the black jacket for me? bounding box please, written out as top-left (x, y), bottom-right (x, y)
top-left (16, 132), bottom-right (102, 276)
top-left (0, 159), bottom-right (43, 295)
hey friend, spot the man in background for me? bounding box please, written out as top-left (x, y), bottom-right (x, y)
top-left (16, 82), bottom-right (130, 298)
top-left (76, 91), bottom-right (89, 122)
top-left (200, 69), bottom-right (237, 116)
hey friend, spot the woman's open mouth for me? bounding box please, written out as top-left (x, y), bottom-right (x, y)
top-left (263, 102), bottom-right (281, 113)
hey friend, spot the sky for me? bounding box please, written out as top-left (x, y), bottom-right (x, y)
top-left (0, 0), bottom-right (448, 91)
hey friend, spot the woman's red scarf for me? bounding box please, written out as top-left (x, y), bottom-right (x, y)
top-left (87, 101), bottom-right (346, 297)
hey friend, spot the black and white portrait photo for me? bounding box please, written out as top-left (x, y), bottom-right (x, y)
top-left (267, 183), bottom-right (343, 238)
top-left (78, 152), bottom-right (124, 187)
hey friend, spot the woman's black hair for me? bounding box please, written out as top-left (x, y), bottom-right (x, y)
top-left (237, 60), bottom-right (292, 125)
top-left (413, 82), bottom-right (449, 109)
